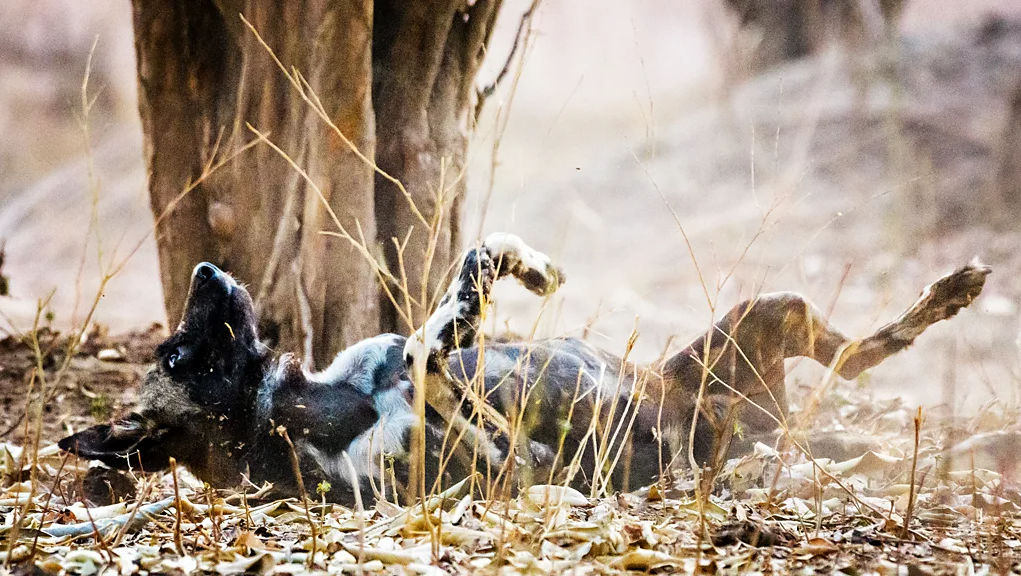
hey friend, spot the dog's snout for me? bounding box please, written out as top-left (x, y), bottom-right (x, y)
top-left (194, 262), bottom-right (220, 283)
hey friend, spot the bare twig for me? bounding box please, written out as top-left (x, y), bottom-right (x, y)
top-left (279, 427), bottom-right (318, 569)
top-left (903, 407), bottom-right (922, 539)
top-left (170, 457), bottom-right (185, 556)
top-left (475, 0), bottom-right (542, 115)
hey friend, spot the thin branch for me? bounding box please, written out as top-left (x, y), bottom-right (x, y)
top-left (476, 0), bottom-right (542, 114)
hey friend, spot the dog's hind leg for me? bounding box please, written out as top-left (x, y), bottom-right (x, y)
top-left (828, 260), bottom-right (990, 379)
top-left (665, 260), bottom-right (990, 466)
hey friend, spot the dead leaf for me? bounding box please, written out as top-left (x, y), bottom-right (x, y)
top-left (794, 538), bottom-right (839, 556)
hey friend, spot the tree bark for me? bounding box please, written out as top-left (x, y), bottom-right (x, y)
top-left (131, 0), bottom-right (503, 365)
top-left (997, 81), bottom-right (1021, 212)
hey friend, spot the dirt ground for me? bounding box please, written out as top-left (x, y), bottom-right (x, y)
top-left (0, 325), bottom-right (163, 447)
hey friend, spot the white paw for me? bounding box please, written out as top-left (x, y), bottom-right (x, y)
top-left (482, 233), bottom-right (565, 296)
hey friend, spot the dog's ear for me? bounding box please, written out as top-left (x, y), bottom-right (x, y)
top-left (58, 417), bottom-right (173, 472)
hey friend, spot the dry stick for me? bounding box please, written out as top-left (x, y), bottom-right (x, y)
top-left (279, 427), bottom-right (318, 569)
top-left (170, 458), bottom-right (185, 556)
top-left (28, 452), bottom-right (70, 561)
top-left (341, 453), bottom-right (367, 576)
top-left (488, 303), bottom-right (561, 500)
top-left (546, 367), bottom-right (586, 488)
top-left (558, 363), bottom-right (610, 490)
top-left (590, 326), bottom-right (640, 497)
top-left (630, 149), bottom-right (716, 568)
top-left (469, 301), bottom-right (491, 501)
top-left (470, 276), bottom-right (548, 487)
top-left (655, 374), bottom-right (668, 486)
top-left (241, 477), bottom-right (253, 529)
top-left (476, 0), bottom-right (542, 107)
top-left (4, 370), bottom-right (35, 564)
top-left (392, 232), bottom-right (421, 320)
top-left (6, 297), bottom-right (55, 560)
top-left (70, 37), bottom-right (102, 331)
top-left (903, 407), bottom-right (923, 540)
top-left (413, 174), bottom-right (450, 554)
top-left (409, 353), bottom-right (435, 545)
top-left (70, 443), bottom-right (113, 561)
top-left (603, 366), bottom-right (649, 495)
top-left (111, 479), bottom-right (156, 548)
top-left (649, 339), bottom-right (675, 445)
top-left (594, 341), bottom-right (646, 496)
top-left (363, 426), bottom-right (384, 503)
top-left (201, 484), bottom-right (222, 560)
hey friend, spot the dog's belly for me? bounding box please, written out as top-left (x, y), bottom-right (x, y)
top-left (290, 336), bottom-right (667, 497)
top-left (448, 338), bottom-right (664, 490)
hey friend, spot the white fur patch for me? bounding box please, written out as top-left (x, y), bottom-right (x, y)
top-left (312, 334), bottom-right (404, 394)
top-left (404, 290), bottom-right (468, 367)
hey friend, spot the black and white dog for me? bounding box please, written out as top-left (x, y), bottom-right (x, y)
top-left (60, 234), bottom-right (990, 503)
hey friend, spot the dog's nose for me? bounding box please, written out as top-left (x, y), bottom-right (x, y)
top-left (194, 262), bottom-right (220, 282)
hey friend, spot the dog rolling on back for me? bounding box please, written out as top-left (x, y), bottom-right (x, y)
top-left (60, 234), bottom-right (990, 503)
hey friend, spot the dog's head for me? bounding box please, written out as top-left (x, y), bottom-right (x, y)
top-left (60, 263), bottom-right (269, 482)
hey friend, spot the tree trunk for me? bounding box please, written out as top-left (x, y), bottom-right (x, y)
top-left (131, 0), bottom-right (503, 365)
top-left (724, 0), bottom-right (906, 70)
top-left (997, 81), bottom-right (1021, 213)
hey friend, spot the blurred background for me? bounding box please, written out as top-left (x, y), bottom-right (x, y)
top-left (1, 0), bottom-right (1020, 411)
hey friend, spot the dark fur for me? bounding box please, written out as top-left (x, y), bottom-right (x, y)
top-left (60, 242), bottom-right (990, 503)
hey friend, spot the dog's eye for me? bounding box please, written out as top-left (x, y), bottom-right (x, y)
top-left (165, 345), bottom-right (191, 371)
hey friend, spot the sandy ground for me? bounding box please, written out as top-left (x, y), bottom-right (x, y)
top-left (0, 0), bottom-right (1019, 416)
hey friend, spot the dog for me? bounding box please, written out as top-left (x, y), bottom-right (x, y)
top-left (59, 233), bottom-right (990, 503)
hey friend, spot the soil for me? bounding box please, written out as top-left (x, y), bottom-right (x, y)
top-left (0, 324), bottom-right (164, 446)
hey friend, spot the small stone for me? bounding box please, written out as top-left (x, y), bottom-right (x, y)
top-left (97, 348), bottom-right (124, 361)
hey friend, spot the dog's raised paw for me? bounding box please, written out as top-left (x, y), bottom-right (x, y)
top-left (928, 259), bottom-right (992, 317)
top-left (482, 232), bottom-right (565, 297)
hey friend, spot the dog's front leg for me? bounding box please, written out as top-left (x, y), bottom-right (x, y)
top-left (404, 232), bottom-right (564, 372)
top-left (403, 234), bottom-right (564, 474)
